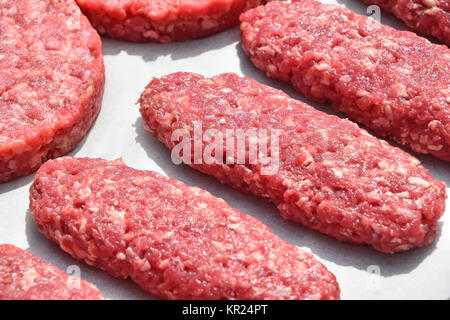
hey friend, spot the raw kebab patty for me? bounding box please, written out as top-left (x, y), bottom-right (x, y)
top-left (0, 0), bottom-right (105, 183)
top-left (0, 244), bottom-right (103, 300)
top-left (240, 0), bottom-right (450, 161)
top-left (362, 0), bottom-right (449, 46)
top-left (30, 157), bottom-right (340, 300)
top-left (139, 72), bottom-right (447, 254)
top-left (76, 0), bottom-right (271, 42)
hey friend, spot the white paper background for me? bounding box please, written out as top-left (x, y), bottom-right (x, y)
top-left (1, 0), bottom-right (449, 300)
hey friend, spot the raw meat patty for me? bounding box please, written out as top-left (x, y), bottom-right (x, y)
top-left (0, 0), bottom-right (105, 183)
top-left (0, 244), bottom-right (103, 300)
top-left (30, 157), bottom-right (340, 300)
top-left (139, 72), bottom-right (447, 254)
top-left (240, 0), bottom-right (450, 161)
top-left (76, 0), bottom-right (271, 42)
top-left (362, 0), bottom-right (449, 46)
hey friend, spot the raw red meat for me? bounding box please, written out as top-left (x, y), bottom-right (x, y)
top-left (76, 0), bottom-right (271, 42)
top-left (0, 0), bottom-right (105, 182)
top-left (240, 0), bottom-right (450, 161)
top-left (362, 0), bottom-right (449, 45)
top-left (139, 72), bottom-right (447, 254)
top-left (30, 157), bottom-right (340, 300)
top-left (0, 244), bottom-right (103, 300)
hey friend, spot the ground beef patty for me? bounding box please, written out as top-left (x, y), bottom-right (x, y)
top-left (139, 72), bottom-right (447, 254)
top-left (0, 244), bottom-right (103, 300)
top-left (0, 0), bottom-right (105, 183)
top-left (362, 0), bottom-right (449, 46)
top-left (240, 0), bottom-right (450, 161)
top-left (76, 0), bottom-right (271, 43)
top-left (30, 157), bottom-right (340, 300)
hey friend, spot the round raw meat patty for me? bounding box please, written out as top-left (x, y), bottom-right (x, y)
top-left (0, 0), bottom-right (105, 183)
top-left (75, 0), bottom-right (271, 42)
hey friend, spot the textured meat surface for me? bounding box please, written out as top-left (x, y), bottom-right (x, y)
top-left (240, 0), bottom-right (450, 161)
top-left (0, 244), bottom-right (103, 300)
top-left (76, 0), bottom-right (271, 42)
top-left (30, 157), bottom-right (340, 300)
top-left (362, 0), bottom-right (450, 45)
top-left (139, 72), bottom-right (447, 254)
top-left (0, 0), bottom-right (105, 182)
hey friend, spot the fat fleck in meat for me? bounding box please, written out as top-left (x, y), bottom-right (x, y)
top-left (0, 0), bottom-right (104, 182)
top-left (30, 157), bottom-right (340, 300)
top-left (139, 72), bottom-right (447, 254)
top-left (76, 0), bottom-right (272, 43)
top-left (0, 244), bottom-right (103, 300)
top-left (362, 0), bottom-right (449, 45)
top-left (240, 0), bottom-right (450, 161)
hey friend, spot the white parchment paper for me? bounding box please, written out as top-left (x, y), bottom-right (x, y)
top-left (1, 0), bottom-right (449, 300)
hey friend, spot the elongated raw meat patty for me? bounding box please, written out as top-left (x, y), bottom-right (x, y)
top-left (362, 0), bottom-right (449, 45)
top-left (139, 72), bottom-right (447, 254)
top-left (30, 157), bottom-right (340, 300)
top-left (0, 0), bottom-right (105, 183)
top-left (0, 244), bottom-right (103, 300)
top-left (240, 0), bottom-right (450, 161)
top-left (76, 0), bottom-right (271, 43)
